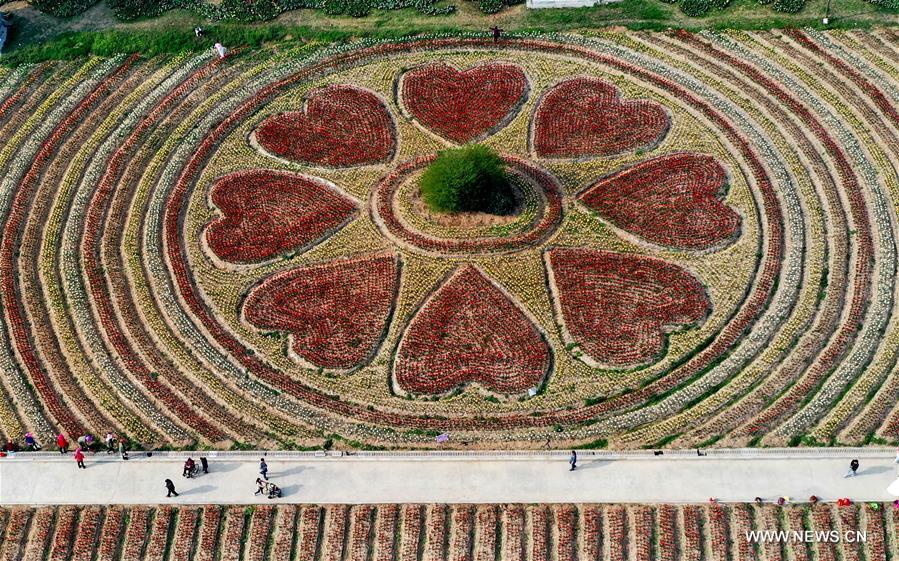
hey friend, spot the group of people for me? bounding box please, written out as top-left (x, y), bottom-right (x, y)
top-left (165, 456), bottom-right (210, 497)
top-left (54, 432), bottom-right (129, 468)
top-left (254, 458), bottom-right (282, 499)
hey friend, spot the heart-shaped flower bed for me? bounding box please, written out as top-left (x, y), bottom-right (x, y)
top-left (532, 77), bottom-right (669, 158)
top-left (399, 62), bottom-right (529, 144)
top-left (254, 85), bottom-right (396, 167)
top-left (578, 153), bottom-right (741, 250)
top-left (393, 265), bottom-right (551, 396)
top-left (243, 252), bottom-right (400, 370)
top-left (546, 247), bottom-right (710, 368)
top-left (205, 169), bottom-right (358, 264)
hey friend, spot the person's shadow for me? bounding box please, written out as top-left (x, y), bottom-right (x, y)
top-left (859, 466), bottom-right (893, 476)
top-left (179, 484), bottom-right (215, 496)
top-left (278, 484), bottom-right (300, 497)
top-left (576, 460), bottom-right (610, 471)
top-left (277, 466), bottom-right (308, 477)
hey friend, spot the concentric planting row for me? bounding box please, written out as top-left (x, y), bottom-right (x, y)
top-left (2, 502), bottom-right (897, 561)
top-left (1, 30), bottom-right (899, 449)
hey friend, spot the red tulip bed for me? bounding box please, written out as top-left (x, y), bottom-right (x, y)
top-left (579, 153), bottom-right (741, 250)
top-left (393, 265), bottom-right (551, 396)
top-left (547, 247), bottom-right (710, 368)
top-left (254, 85), bottom-right (396, 167)
top-left (4, 32), bottom-right (899, 453)
top-left (243, 252), bottom-right (399, 370)
top-left (205, 169), bottom-right (358, 264)
top-left (2, 503), bottom-right (896, 560)
top-left (400, 62), bottom-right (529, 144)
top-left (532, 77), bottom-right (670, 158)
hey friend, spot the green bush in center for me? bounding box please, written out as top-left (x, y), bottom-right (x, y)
top-left (419, 145), bottom-right (516, 215)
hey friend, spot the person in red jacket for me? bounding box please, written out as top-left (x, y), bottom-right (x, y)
top-left (57, 433), bottom-right (69, 454)
top-left (74, 447), bottom-right (86, 469)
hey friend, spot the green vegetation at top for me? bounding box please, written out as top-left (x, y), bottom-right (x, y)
top-left (419, 145), bottom-right (516, 215)
top-left (17, 0), bottom-right (899, 22)
top-left (1, 0), bottom-right (897, 66)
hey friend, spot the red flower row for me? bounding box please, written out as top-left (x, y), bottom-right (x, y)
top-left (865, 505), bottom-right (886, 561)
top-left (243, 253), bottom-right (399, 370)
top-left (682, 506), bottom-right (703, 561)
top-left (632, 506), bottom-right (653, 561)
top-left (255, 85), bottom-right (395, 167)
top-left (207, 169), bottom-right (358, 265)
top-left (812, 506), bottom-right (838, 561)
top-left (374, 504), bottom-right (399, 561)
top-left (731, 504), bottom-right (756, 561)
top-left (657, 504), bottom-right (677, 561)
top-left (501, 505), bottom-right (525, 561)
top-left (47, 505), bottom-right (78, 561)
top-left (373, 154), bottom-right (562, 255)
top-left (529, 506), bottom-right (549, 561)
top-left (581, 507), bottom-right (601, 561)
top-left (398, 505), bottom-right (423, 561)
top-left (121, 506), bottom-right (151, 561)
top-left (323, 506), bottom-right (349, 561)
top-left (548, 247), bottom-right (710, 368)
top-left (71, 507), bottom-right (103, 561)
top-left (195, 506), bottom-right (223, 561)
top-left (169, 507), bottom-right (199, 561)
top-left (219, 506), bottom-right (248, 561)
top-left (296, 507), bottom-right (322, 561)
top-left (246, 506), bottom-right (274, 561)
top-left (424, 505), bottom-right (448, 561)
top-left (144, 506), bottom-right (173, 560)
top-left (837, 506), bottom-right (862, 561)
top-left (555, 505), bottom-right (577, 561)
top-left (473, 506), bottom-right (497, 561)
top-left (579, 153), bottom-right (741, 251)
top-left (707, 505), bottom-right (730, 561)
top-left (394, 265), bottom-right (550, 396)
top-left (270, 506), bottom-right (298, 561)
top-left (400, 62), bottom-right (528, 144)
top-left (607, 505), bottom-right (627, 561)
top-left (96, 506), bottom-right (125, 561)
top-left (348, 506), bottom-right (374, 561)
top-left (448, 506), bottom-right (473, 561)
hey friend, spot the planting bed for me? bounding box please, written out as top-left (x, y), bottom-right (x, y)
top-left (0, 29), bottom-right (898, 449)
top-left (1, 503), bottom-right (896, 560)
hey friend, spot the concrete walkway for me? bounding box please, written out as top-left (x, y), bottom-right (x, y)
top-left (1, 449), bottom-right (898, 505)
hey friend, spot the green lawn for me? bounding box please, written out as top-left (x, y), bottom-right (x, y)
top-left (1, 0), bottom-right (896, 65)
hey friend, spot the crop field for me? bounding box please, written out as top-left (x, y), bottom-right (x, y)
top-left (2, 29), bottom-right (899, 450)
top-left (2, 502), bottom-right (897, 560)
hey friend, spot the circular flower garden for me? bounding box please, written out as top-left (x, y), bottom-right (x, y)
top-left (3, 30), bottom-right (899, 449)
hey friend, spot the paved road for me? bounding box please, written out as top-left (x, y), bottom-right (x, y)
top-left (1, 450), bottom-right (898, 505)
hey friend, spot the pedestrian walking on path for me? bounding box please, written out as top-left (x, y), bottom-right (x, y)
top-left (24, 432), bottom-right (39, 451)
top-left (200, 456), bottom-right (208, 474)
top-left (74, 447), bottom-right (86, 469)
top-left (57, 434), bottom-right (68, 454)
top-left (118, 439), bottom-right (128, 460)
top-left (844, 458), bottom-right (860, 478)
top-left (255, 478), bottom-right (266, 496)
top-left (569, 450), bottom-right (577, 471)
top-left (165, 479), bottom-right (178, 497)
top-left (260, 458), bottom-right (269, 480)
top-left (105, 432), bottom-right (116, 454)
